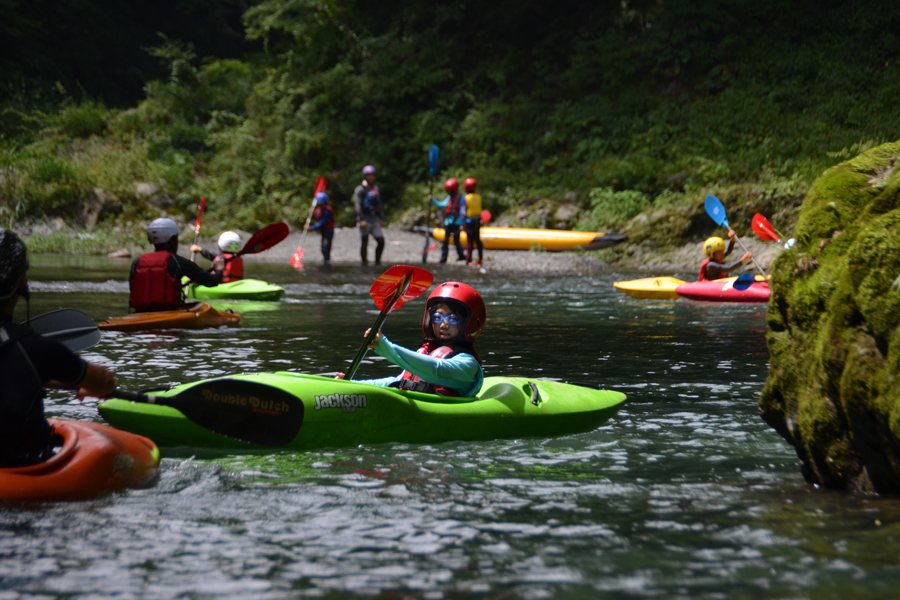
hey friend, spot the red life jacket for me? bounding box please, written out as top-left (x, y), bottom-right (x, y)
top-left (698, 258), bottom-right (728, 282)
top-left (313, 204), bottom-right (336, 231)
top-left (396, 344), bottom-right (465, 397)
top-left (445, 194), bottom-right (462, 217)
top-left (130, 251), bottom-right (184, 311)
top-left (218, 253), bottom-right (244, 283)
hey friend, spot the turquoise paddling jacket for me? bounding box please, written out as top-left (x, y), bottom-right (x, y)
top-left (357, 335), bottom-right (484, 397)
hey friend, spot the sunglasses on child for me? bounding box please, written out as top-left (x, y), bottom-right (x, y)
top-left (431, 312), bottom-right (463, 325)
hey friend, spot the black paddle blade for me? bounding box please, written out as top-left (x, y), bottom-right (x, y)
top-left (144, 379), bottom-right (304, 447)
top-left (27, 309), bottom-right (101, 352)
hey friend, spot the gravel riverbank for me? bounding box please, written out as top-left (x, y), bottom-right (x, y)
top-left (235, 227), bottom-right (781, 275)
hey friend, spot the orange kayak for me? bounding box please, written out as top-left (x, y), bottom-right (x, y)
top-left (0, 419), bottom-right (160, 502)
top-left (97, 303), bottom-right (241, 332)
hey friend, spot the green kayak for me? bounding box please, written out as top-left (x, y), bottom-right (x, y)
top-left (97, 372), bottom-right (626, 451)
top-left (183, 278), bottom-right (285, 301)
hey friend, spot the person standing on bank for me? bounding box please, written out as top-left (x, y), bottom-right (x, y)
top-left (130, 218), bottom-right (225, 312)
top-left (354, 165), bottom-right (385, 265)
top-left (463, 177), bottom-right (484, 266)
top-left (428, 178), bottom-right (466, 263)
top-left (0, 231), bottom-right (117, 467)
top-left (304, 192), bottom-right (335, 264)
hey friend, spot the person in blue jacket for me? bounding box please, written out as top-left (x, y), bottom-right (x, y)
top-left (336, 281), bottom-right (486, 397)
top-left (427, 178), bottom-right (467, 263)
top-left (304, 192), bottom-right (335, 263)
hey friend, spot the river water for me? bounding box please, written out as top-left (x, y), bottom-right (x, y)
top-left (3, 256), bottom-right (900, 599)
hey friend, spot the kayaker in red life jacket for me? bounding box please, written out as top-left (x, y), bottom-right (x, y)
top-left (190, 231), bottom-right (244, 282)
top-left (129, 218), bottom-right (224, 312)
top-left (304, 192), bottom-right (335, 263)
top-left (699, 230), bottom-right (753, 281)
top-left (427, 178), bottom-right (467, 263)
top-left (336, 282), bottom-right (486, 397)
top-left (0, 231), bottom-right (116, 467)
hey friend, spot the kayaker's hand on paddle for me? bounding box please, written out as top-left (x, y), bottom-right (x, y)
top-left (727, 229), bottom-right (737, 241)
top-left (76, 364), bottom-right (117, 400)
top-left (740, 251), bottom-right (752, 264)
top-left (334, 372), bottom-right (345, 380)
top-left (190, 244), bottom-right (204, 254)
top-left (212, 256), bottom-right (225, 271)
top-left (364, 328), bottom-right (382, 349)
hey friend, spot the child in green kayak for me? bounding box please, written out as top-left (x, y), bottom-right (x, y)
top-left (336, 281), bottom-right (486, 397)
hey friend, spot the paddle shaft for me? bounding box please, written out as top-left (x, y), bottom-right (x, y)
top-left (731, 232), bottom-right (768, 279)
top-left (422, 179), bottom-right (435, 263)
top-left (345, 309), bottom-right (391, 381)
top-left (190, 197), bottom-right (207, 262)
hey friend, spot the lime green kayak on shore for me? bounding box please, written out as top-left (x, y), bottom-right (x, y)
top-left (97, 372), bottom-right (626, 451)
top-left (183, 277), bottom-right (285, 301)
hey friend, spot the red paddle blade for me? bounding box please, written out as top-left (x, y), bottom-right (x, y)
top-left (481, 209), bottom-right (491, 224)
top-left (237, 222), bottom-right (290, 257)
top-left (314, 176), bottom-right (327, 195)
top-left (195, 197), bottom-right (207, 232)
top-left (369, 265), bottom-right (434, 312)
top-left (752, 213), bottom-right (780, 242)
top-left (289, 247), bottom-right (303, 269)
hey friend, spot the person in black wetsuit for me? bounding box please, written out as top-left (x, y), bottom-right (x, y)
top-left (0, 231), bottom-right (117, 467)
top-left (129, 218), bottom-right (225, 312)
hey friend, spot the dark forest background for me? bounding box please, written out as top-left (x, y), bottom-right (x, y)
top-left (3, 0), bottom-right (900, 252)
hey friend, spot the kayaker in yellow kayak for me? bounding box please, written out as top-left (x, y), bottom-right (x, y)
top-left (700, 230), bottom-right (753, 281)
top-left (464, 177), bottom-right (484, 266)
top-left (130, 218), bottom-right (225, 312)
top-left (336, 281), bottom-right (486, 397)
top-left (190, 231), bottom-right (244, 282)
top-left (0, 231), bottom-right (117, 467)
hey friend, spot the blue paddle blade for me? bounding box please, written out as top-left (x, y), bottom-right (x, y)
top-left (733, 274), bottom-right (755, 290)
top-left (429, 145), bottom-right (439, 175)
top-left (705, 195), bottom-right (729, 227)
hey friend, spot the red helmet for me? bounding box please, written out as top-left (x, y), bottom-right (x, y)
top-left (422, 281), bottom-right (486, 342)
top-left (444, 178), bottom-right (459, 194)
top-left (464, 177), bottom-right (477, 193)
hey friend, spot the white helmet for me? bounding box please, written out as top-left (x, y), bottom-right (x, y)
top-left (146, 218), bottom-right (180, 245)
top-left (218, 231), bottom-right (242, 253)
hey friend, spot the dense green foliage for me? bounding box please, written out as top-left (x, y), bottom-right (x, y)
top-left (3, 0), bottom-right (900, 245)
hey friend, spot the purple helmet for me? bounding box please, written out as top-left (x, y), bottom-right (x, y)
top-left (362, 165), bottom-right (376, 176)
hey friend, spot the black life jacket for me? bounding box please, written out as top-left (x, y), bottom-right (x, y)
top-left (0, 323), bottom-right (51, 467)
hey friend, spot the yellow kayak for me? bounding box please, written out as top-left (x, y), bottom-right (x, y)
top-left (614, 276), bottom-right (686, 300)
top-left (427, 227), bottom-right (626, 251)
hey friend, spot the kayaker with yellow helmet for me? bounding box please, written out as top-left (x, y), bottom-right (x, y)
top-left (0, 231), bottom-right (117, 467)
top-left (190, 231), bottom-right (244, 282)
top-left (336, 281), bottom-right (486, 397)
top-left (130, 218), bottom-right (224, 312)
top-left (427, 178), bottom-right (467, 263)
top-left (700, 229), bottom-right (752, 281)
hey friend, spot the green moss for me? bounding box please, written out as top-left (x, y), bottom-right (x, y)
top-left (761, 139), bottom-right (900, 494)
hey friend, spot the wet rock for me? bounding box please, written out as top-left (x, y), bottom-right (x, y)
top-left (760, 140), bottom-right (900, 495)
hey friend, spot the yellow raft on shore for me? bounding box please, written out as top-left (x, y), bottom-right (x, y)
top-left (421, 227), bottom-right (627, 252)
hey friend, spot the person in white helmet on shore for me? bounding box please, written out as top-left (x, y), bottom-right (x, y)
top-left (190, 231), bottom-right (244, 282)
top-left (129, 218), bottom-right (225, 312)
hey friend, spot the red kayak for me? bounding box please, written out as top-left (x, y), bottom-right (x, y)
top-left (675, 279), bottom-right (770, 303)
top-left (0, 419), bottom-right (160, 502)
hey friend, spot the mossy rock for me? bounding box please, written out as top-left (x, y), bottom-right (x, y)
top-left (761, 140), bottom-right (900, 494)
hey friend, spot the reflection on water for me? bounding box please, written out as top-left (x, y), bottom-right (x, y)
top-left (2, 258), bottom-right (899, 598)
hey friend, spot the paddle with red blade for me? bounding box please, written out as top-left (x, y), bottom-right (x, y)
top-left (189, 197), bottom-right (207, 262)
top-left (291, 176), bottom-right (328, 269)
top-left (235, 222), bottom-right (289, 258)
top-left (345, 265), bottom-right (434, 381)
top-left (752, 213), bottom-right (785, 243)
